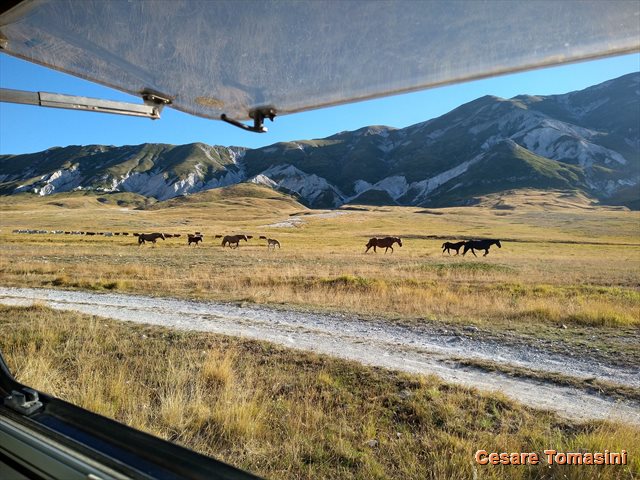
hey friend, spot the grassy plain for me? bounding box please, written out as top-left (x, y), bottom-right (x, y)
top-left (1, 304), bottom-right (638, 480)
top-left (1, 187), bottom-right (639, 364)
top-left (1, 187), bottom-right (640, 478)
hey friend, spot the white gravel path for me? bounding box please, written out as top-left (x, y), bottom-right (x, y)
top-left (1, 286), bottom-right (638, 425)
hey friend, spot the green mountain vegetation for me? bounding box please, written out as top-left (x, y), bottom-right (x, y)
top-left (1, 74), bottom-right (637, 208)
top-left (422, 141), bottom-right (586, 207)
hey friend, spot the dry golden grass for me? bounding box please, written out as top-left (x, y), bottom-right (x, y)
top-left (1, 190), bottom-right (639, 397)
top-left (1, 189), bottom-right (638, 339)
top-left (1, 304), bottom-right (638, 480)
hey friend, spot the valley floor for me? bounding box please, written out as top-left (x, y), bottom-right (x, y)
top-left (1, 189), bottom-right (639, 477)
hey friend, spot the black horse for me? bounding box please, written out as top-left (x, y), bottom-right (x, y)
top-left (462, 239), bottom-right (501, 257)
top-left (188, 234), bottom-right (203, 246)
top-left (138, 232), bottom-right (165, 245)
top-left (442, 241), bottom-right (466, 255)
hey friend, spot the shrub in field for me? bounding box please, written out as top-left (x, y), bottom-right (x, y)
top-left (320, 275), bottom-right (385, 291)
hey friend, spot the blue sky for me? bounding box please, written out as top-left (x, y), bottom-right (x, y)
top-left (1, 53), bottom-right (638, 155)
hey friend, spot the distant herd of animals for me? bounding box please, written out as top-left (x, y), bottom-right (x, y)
top-left (11, 229), bottom-right (281, 249)
top-left (11, 230), bottom-right (501, 256)
top-left (136, 232), bottom-right (281, 249)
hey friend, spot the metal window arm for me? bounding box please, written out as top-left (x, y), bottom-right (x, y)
top-left (221, 107), bottom-right (277, 133)
top-left (0, 87), bottom-right (171, 119)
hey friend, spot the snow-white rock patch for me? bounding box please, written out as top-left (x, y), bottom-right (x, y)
top-left (372, 176), bottom-right (408, 200)
top-left (249, 174), bottom-right (277, 188)
top-left (353, 180), bottom-right (373, 195)
top-left (257, 164), bottom-right (345, 207)
top-left (411, 153), bottom-right (486, 203)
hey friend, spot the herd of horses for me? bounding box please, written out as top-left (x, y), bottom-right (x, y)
top-left (137, 232), bottom-right (281, 249)
top-left (13, 229), bottom-right (500, 256)
top-left (363, 236), bottom-right (501, 256)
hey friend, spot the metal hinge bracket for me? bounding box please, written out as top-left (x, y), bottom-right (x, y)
top-left (221, 106), bottom-right (277, 133)
top-left (141, 89), bottom-right (172, 119)
top-left (4, 388), bottom-right (44, 415)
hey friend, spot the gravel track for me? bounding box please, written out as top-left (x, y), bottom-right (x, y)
top-left (1, 286), bottom-right (638, 425)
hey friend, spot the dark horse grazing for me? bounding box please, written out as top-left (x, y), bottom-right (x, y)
top-left (442, 241), bottom-right (466, 255)
top-left (188, 234), bottom-right (203, 246)
top-left (462, 239), bottom-right (501, 257)
top-left (138, 232), bottom-right (165, 245)
top-left (222, 234), bottom-right (248, 248)
top-left (365, 237), bottom-right (402, 254)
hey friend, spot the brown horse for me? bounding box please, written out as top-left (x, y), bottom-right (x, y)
top-left (222, 234), bottom-right (248, 248)
top-left (442, 241), bottom-right (466, 255)
top-left (365, 237), bottom-right (402, 253)
top-left (267, 238), bottom-right (280, 249)
top-left (138, 232), bottom-right (165, 245)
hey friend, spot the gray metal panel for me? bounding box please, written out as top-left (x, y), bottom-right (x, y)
top-left (0, 458), bottom-right (31, 480)
top-left (0, 88), bottom-right (162, 117)
top-left (0, 414), bottom-right (130, 480)
top-left (1, 0), bottom-right (638, 120)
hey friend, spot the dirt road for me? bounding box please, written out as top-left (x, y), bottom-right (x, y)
top-left (1, 286), bottom-right (638, 424)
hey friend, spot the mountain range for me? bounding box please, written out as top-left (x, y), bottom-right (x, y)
top-left (1, 73), bottom-right (638, 209)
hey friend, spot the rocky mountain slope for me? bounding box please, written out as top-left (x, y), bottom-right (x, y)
top-left (1, 73), bottom-right (638, 208)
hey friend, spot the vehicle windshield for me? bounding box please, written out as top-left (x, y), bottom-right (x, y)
top-left (0, 1), bottom-right (639, 478)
